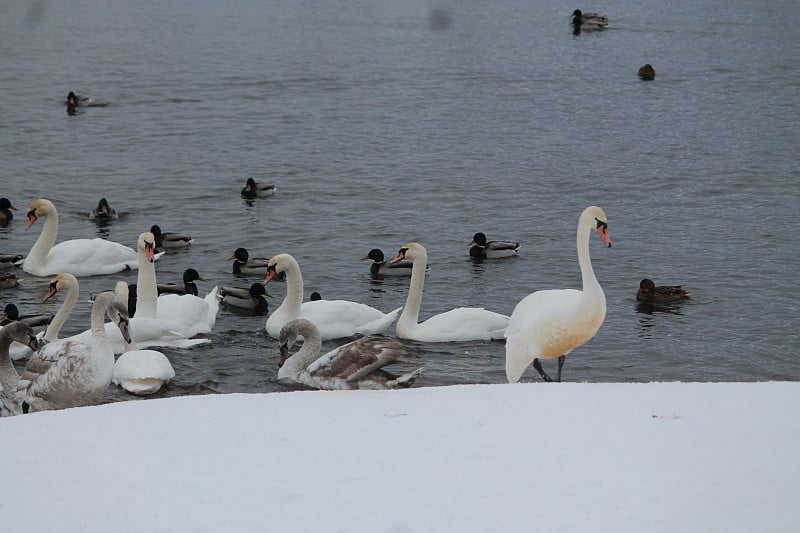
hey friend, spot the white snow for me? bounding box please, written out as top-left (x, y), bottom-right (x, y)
top-left (1, 382), bottom-right (798, 532)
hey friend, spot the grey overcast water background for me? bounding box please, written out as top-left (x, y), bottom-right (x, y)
top-left (0, 0), bottom-right (798, 404)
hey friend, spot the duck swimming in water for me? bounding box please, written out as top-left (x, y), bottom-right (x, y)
top-left (361, 248), bottom-right (413, 277)
top-left (571, 9), bottom-right (608, 33)
top-left (468, 232), bottom-right (521, 259)
top-left (0, 198), bottom-right (17, 226)
top-left (157, 268), bottom-right (205, 297)
top-left (89, 198), bottom-right (118, 221)
top-left (241, 177), bottom-right (276, 199)
top-left (229, 247), bottom-right (271, 276)
top-left (150, 224), bottom-right (193, 251)
top-left (218, 283), bottom-right (270, 315)
top-left (638, 64), bottom-right (656, 81)
top-left (636, 278), bottom-right (691, 304)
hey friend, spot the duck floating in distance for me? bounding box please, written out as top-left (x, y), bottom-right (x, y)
top-left (361, 248), bottom-right (413, 277)
top-left (0, 272), bottom-right (21, 289)
top-left (636, 278), bottom-right (691, 304)
top-left (218, 283), bottom-right (270, 315)
top-left (277, 318), bottom-right (423, 390)
top-left (0, 254), bottom-right (24, 270)
top-left (229, 247), bottom-right (271, 276)
top-left (150, 224), bottom-right (193, 251)
top-left (89, 198), bottom-right (118, 221)
top-left (157, 268), bottom-right (205, 296)
top-left (0, 303), bottom-right (52, 331)
top-left (241, 177), bottom-right (276, 199)
top-left (0, 198), bottom-right (17, 226)
top-left (468, 232), bottom-right (521, 259)
top-left (638, 64), bottom-right (656, 81)
top-left (571, 9), bottom-right (608, 33)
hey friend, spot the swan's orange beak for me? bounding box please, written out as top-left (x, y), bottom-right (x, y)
top-left (44, 282), bottom-right (59, 302)
top-left (597, 225), bottom-right (612, 247)
top-left (144, 241), bottom-right (156, 262)
top-left (264, 266), bottom-right (278, 284)
top-left (26, 212), bottom-right (38, 230)
top-left (389, 249), bottom-right (407, 264)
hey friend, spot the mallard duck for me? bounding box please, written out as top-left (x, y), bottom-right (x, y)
top-left (0, 272), bottom-right (20, 289)
top-left (0, 254), bottom-right (24, 270)
top-left (241, 177), bottom-right (276, 199)
top-left (638, 64), bottom-right (656, 81)
top-left (218, 283), bottom-right (269, 315)
top-left (571, 9), bottom-right (608, 32)
top-left (636, 279), bottom-right (691, 304)
top-left (0, 303), bottom-right (51, 330)
top-left (361, 248), bottom-right (413, 277)
top-left (0, 198), bottom-right (17, 225)
top-left (150, 224), bottom-right (193, 250)
top-left (468, 232), bottom-right (521, 259)
top-left (229, 247), bottom-right (271, 276)
top-left (277, 318), bottom-right (423, 390)
top-left (89, 198), bottom-right (118, 221)
top-left (157, 268), bottom-right (205, 296)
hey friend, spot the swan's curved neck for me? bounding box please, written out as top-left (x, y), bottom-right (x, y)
top-left (284, 325), bottom-right (322, 377)
top-left (28, 210), bottom-right (59, 266)
top-left (90, 299), bottom-right (110, 340)
top-left (136, 249), bottom-right (158, 318)
top-left (278, 259), bottom-right (304, 317)
top-left (399, 250), bottom-right (428, 327)
top-left (577, 223), bottom-right (601, 298)
top-left (44, 283), bottom-right (80, 342)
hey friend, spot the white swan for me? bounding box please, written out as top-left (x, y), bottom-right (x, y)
top-left (23, 199), bottom-right (139, 277)
top-left (390, 243), bottom-right (510, 342)
top-left (8, 272), bottom-right (81, 361)
top-left (278, 318), bottom-right (423, 390)
top-left (264, 253), bottom-right (401, 340)
top-left (21, 291), bottom-right (130, 412)
top-left (0, 322), bottom-right (39, 416)
top-left (505, 206), bottom-right (612, 383)
top-left (112, 281), bottom-right (175, 396)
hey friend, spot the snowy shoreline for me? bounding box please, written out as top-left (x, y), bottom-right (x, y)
top-left (3, 382), bottom-right (798, 532)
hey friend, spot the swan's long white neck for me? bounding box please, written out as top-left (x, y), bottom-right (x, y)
top-left (136, 246), bottom-right (158, 319)
top-left (44, 282), bottom-right (80, 342)
top-left (28, 206), bottom-right (58, 266)
top-left (398, 248), bottom-right (428, 328)
top-left (282, 322), bottom-right (322, 378)
top-left (278, 257), bottom-right (304, 318)
top-left (577, 217), bottom-right (603, 302)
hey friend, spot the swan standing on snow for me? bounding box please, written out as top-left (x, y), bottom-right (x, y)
top-left (505, 206), bottom-right (612, 383)
top-left (23, 199), bottom-right (139, 277)
top-left (0, 322), bottom-right (39, 416)
top-left (277, 318), bottom-right (423, 390)
top-left (111, 282), bottom-right (175, 396)
top-left (390, 243), bottom-right (509, 342)
top-left (20, 292), bottom-right (130, 412)
top-left (264, 253), bottom-right (401, 340)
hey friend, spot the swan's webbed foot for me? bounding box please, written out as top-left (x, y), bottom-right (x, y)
top-left (533, 358), bottom-right (553, 382)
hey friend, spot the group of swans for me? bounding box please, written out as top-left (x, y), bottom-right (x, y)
top-left (272, 206), bottom-right (612, 386)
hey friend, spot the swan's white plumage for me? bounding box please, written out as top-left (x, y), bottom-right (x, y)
top-left (264, 253), bottom-right (400, 340)
top-left (392, 243), bottom-right (509, 342)
top-left (156, 288), bottom-right (219, 338)
top-left (23, 199), bottom-right (139, 277)
top-left (113, 349), bottom-right (175, 395)
top-left (505, 206), bottom-right (612, 383)
top-left (277, 318), bottom-right (423, 390)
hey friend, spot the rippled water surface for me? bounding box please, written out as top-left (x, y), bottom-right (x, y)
top-left (1, 0), bottom-right (798, 404)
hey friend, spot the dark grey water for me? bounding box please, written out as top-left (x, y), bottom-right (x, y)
top-left (1, 0), bottom-right (798, 404)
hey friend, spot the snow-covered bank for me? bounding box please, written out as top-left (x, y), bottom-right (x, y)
top-left (2, 382), bottom-right (798, 532)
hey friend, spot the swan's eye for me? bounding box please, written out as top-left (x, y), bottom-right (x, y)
top-left (49, 281), bottom-right (58, 292)
top-left (595, 218), bottom-right (607, 230)
top-left (27, 209), bottom-right (37, 219)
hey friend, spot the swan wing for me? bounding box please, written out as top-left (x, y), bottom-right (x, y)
top-left (299, 301), bottom-right (400, 340)
top-left (308, 336), bottom-right (403, 381)
top-left (410, 307), bottom-right (510, 342)
top-left (35, 239), bottom-right (137, 277)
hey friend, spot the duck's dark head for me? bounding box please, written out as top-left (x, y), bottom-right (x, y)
top-left (362, 248), bottom-right (385, 262)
